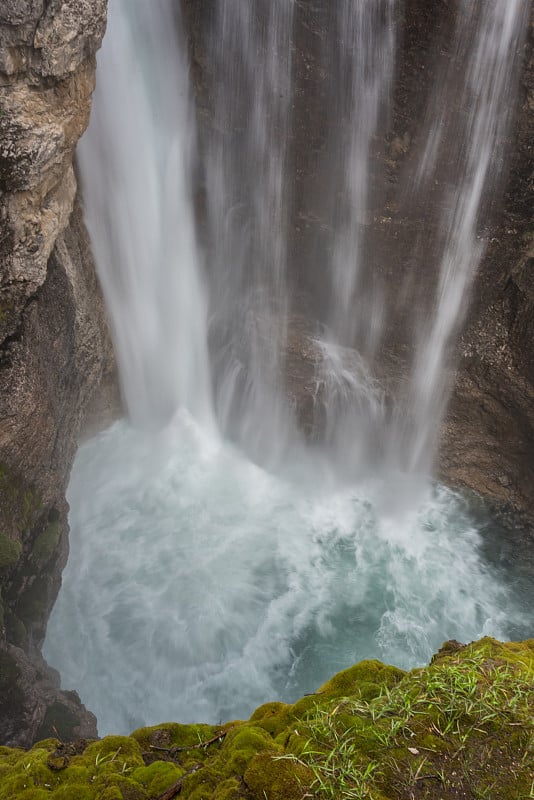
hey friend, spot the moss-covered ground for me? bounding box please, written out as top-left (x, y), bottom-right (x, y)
top-left (0, 637), bottom-right (532, 799)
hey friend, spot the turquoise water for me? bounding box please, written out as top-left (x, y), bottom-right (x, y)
top-left (43, 413), bottom-right (529, 736)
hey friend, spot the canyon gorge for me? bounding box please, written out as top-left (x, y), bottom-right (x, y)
top-left (0, 0), bottom-right (533, 752)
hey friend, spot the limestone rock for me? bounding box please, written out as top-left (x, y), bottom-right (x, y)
top-left (0, 0), bottom-right (112, 745)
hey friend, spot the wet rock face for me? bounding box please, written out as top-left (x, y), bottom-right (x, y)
top-left (439, 9), bottom-right (534, 523)
top-left (0, 643), bottom-right (97, 748)
top-left (184, 0), bottom-right (534, 525)
top-left (0, 0), bottom-right (111, 745)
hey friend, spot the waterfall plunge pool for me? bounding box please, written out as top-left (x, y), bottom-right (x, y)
top-left (43, 412), bottom-right (532, 736)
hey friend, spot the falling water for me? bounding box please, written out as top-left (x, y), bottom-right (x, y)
top-left (204, 0), bottom-right (297, 464)
top-left (77, 0), bottom-right (213, 430)
top-left (407, 0), bottom-right (530, 472)
top-left (311, 0), bottom-right (397, 477)
top-left (44, 0), bottom-right (532, 736)
top-left (323, 0), bottom-right (396, 350)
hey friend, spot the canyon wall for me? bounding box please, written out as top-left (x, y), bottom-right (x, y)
top-left (0, 0), bottom-right (532, 746)
top-left (184, 0), bottom-right (534, 524)
top-left (440, 6), bottom-right (534, 523)
top-left (0, 0), bottom-right (114, 746)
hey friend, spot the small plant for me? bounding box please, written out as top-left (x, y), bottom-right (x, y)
top-left (279, 705), bottom-right (384, 799)
top-left (94, 746), bottom-right (122, 767)
top-left (281, 648), bottom-right (533, 799)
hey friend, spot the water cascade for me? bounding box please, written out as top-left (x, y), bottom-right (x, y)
top-left (44, 0), bottom-right (532, 736)
top-left (204, 0), bottom-right (297, 464)
top-left (310, 0), bottom-right (397, 478)
top-left (406, 0), bottom-right (530, 472)
top-left (76, 0), bottom-right (214, 430)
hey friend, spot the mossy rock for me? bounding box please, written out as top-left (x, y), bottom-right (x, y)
top-left (0, 638), bottom-right (532, 800)
top-left (317, 659), bottom-right (405, 697)
top-left (130, 761), bottom-right (185, 795)
top-left (244, 751), bottom-right (313, 800)
top-left (0, 532), bottom-right (22, 570)
top-left (132, 722), bottom-right (219, 754)
top-left (0, 465), bottom-right (44, 540)
top-left (90, 773), bottom-right (148, 800)
top-left (84, 736), bottom-right (145, 769)
top-left (3, 607), bottom-right (28, 648)
top-left (15, 574), bottom-right (53, 630)
top-left (31, 522), bottom-right (62, 565)
top-left (212, 777), bottom-right (242, 799)
top-left (219, 725), bottom-right (281, 777)
top-left (48, 787), bottom-right (93, 800)
top-left (249, 701), bottom-right (290, 736)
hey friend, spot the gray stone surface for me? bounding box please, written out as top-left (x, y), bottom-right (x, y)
top-left (0, 0), bottom-right (111, 746)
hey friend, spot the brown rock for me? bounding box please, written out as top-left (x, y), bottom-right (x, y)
top-left (0, 0), bottom-right (112, 745)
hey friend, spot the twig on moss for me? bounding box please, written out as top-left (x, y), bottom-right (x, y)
top-left (155, 763), bottom-right (203, 800)
top-left (150, 730), bottom-right (228, 755)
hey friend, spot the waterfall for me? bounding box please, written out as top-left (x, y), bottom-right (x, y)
top-left (78, 0), bottom-right (214, 431)
top-left (311, 0), bottom-right (397, 478)
top-left (203, 0), bottom-right (297, 466)
top-left (406, 0), bottom-right (530, 472)
top-left (43, 0), bottom-right (532, 736)
top-left (324, 0), bottom-right (396, 350)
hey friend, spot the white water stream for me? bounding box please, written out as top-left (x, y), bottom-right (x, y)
top-left (44, 0), bottom-right (531, 736)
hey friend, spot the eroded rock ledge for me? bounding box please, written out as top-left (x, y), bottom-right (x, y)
top-left (0, 637), bottom-right (532, 799)
top-left (0, 0), bottom-right (112, 746)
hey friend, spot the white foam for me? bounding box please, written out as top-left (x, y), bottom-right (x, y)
top-left (44, 415), bottom-right (525, 735)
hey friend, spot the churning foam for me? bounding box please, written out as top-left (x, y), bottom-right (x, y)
top-left (44, 414), bottom-right (527, 735)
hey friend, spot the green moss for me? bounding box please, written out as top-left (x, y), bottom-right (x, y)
top-left (94, 790), bottom-right (122, 800)
top-left (52, 788), bottom-right (93, 800)
top-left (85, 736), bottom-right (145, 769)
top-left (0, 772), bottom-right (37, 798)
top-left (317, 660), bottom-right (405, 697)
top-left (132, 722), bottom-right (218, 753)
top-left (130, 762), bottom-right (184, 795)
top-left (0, 465), bottom-right (43, 535)
top-left (244, 751), bottom-right (313, 800)
top-left (0, 638), bottom-right (532, 800)
top-left (187, 788), bottom-right (218, 800)
top-left (32, 522), bottom-right (62, 564)
top-left (0, 533), bottom-right (22, 569)
top-left (220, 725), bottom-right (280, 776)
top-left (55, 765), bottom-right (91, 785)
top-left (212, 777), bottom-right (242, 799)
top-left (249, 701), bottom-right (290, 736)
top-left (15, 575), bottom-right (50, 628)
top-left (90, 773), bottom-right (148, 800)
top-left (0, 745), bottom-right (25, 760)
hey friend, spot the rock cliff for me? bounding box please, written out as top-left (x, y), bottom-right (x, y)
top-left (440, 6), bottom-right (534, 523)
top-left (0, 0), bottom-right (113, 746)
top-left (0, 0), bottom-right (532, 750)
top-left (184, 0), bottom-right (534, 526)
